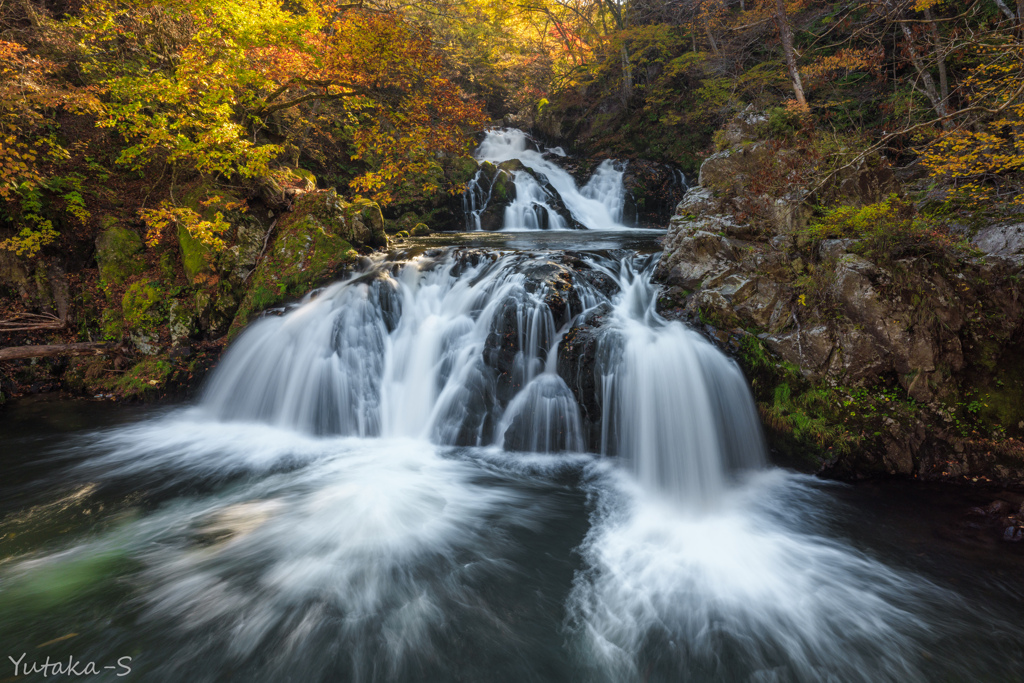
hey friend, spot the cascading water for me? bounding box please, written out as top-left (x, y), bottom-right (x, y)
top-left (3, 240), bottom-right (1024, 680)
top-left (465, 129), bottom-right (630, 231)
top-left (201, 249), bottom-right (763, 496)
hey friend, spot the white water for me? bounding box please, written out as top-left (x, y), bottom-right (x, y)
top-left (202, 250), bottom-right (762, 493)
top-left (470, 129), bottom-right (629, 231)
top-left (3, 246), bottom-right (1021, 681)
top-left (589, 259), bottom-right (765, 506)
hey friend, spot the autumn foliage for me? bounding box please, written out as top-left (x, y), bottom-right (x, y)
top-left (0, 0), bottom-right (487, 256)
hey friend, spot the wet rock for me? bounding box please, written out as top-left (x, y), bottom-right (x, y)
top-left (557, 303), bottom-right (615, 450)
top-left (621, 159), bottom-right (687, 226)
top-left (168, 299), bottom-right (198, 345)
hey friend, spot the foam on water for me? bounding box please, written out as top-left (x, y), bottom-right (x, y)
top-left (567, 467), bottom-right (1017, 683)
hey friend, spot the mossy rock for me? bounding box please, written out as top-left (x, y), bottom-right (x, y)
top-left (497, 159), bottom-right (527, 174)
top-left (177, 223), bottom-right (213, 282)
top-left (344, 197), bottom-right (387, 244)
top-left (410, 224), bottom-right (432, 236)
top-left (478, 160), bottom-right (499, 182)
top-left (491, 170), bottom-right (517, 204)
top-left (122, 281), bottom-right (165, 331)
top-left (100, 307), bottom-right (123, 341)
top-left (230, 191), bottom-right (359, 337)
top-left (292, 168), bottom-right (317, 191)
top-left (168, 299), bottom-right (198, 343)
top-left (99, 356), bottom-right (176, 399)
top-left (396, 230), bottom-right (410, 239)
top-left (447, 155), bottom-right (479, 185)
top-left (95, 219), bottom-right (144, 286)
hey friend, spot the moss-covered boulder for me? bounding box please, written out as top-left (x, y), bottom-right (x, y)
top-left (343, 197), bottom-right (387, 247)
top-left (229, 189), bottom-right (364, 336)
top-left (447, 155), bottom-right (479, 186)
top-left (178, 182), bottom-right (272, 282)
top-left (122, 280), bottom-right (166, 355)
top-left (122, 281), bottom-right (165, 330)
top-left (195, 284), bottom-right (240, 338)
top-left (177, 223), bottom-right (212, 283)
top-left (95, 218), bottom-right (144, 286)
top-left (410, 223), bottom-right (432, 236)
top-left (168, 299), bottom-right (198, 344)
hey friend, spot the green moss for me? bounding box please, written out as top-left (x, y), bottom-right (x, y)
top-left (99, 356), bottom-right (175, 398)
top-left (410, 223), bottom-right (431, 236)
top-left (491, 170), bottom-right (515, 203)
top-left (292, 167), bottom-right (317, 189)
top-left (345, 197), bottom-right (385, 234)
top-left (100, 307), bottom-right (123, 340)
top-left (95, 222), bottom-right (144, 286)
top-left (448, 155), bottom-right (479, 185)
top-left (229, 198), bottom-right (357, 337)
top-left (177, 223), bottom-right (212, 282)
top-left (122, 281), bottom-right (165, 330)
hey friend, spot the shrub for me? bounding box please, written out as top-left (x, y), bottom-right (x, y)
top-left (804, 194), bottom-right (966, 261)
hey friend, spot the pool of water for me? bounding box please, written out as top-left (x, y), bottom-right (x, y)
top-left (2, 398), bottom-right (1023, 682)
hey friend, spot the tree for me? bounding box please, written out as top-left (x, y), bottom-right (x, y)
top-left (0, 38), bottom-right (100, 257)
top-left (67, 0), bottom-right (485, 204)
top-left (774, 0), bottom-right (806, 108)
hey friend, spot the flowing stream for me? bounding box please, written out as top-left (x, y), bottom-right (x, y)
top-left (2, 143), bottom-right (1024, 681)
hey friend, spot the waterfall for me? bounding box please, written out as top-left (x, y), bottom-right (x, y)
top-left (10, 241), bottom-right (1019, 683)
top-left (202, 249), bottom-right (765, 499)
top-left (469, 129), bottom-right (630, 231)
top-left (585, 259), bottom-right (765, 505)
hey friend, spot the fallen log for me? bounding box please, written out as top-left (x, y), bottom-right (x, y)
top-left (0, 342), bottom-right (116, 361)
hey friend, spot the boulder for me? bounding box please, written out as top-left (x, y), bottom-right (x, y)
top-left (95, 218), bottom-right (145, 286)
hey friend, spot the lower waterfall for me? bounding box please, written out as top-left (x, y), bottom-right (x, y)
top-left (2, 240), bottom-right (1022, 683)
top-left (201, 249), bottom-right (764, 502)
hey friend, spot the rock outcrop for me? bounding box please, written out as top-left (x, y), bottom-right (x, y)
top-left (655, 111), bottom-right (1024, 484)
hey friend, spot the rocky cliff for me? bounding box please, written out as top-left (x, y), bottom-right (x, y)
top-left (654, 113), bottom-right (1024, 484)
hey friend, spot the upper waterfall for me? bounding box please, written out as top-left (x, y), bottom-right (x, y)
top-left (466, 129), bottom-right (629, 231)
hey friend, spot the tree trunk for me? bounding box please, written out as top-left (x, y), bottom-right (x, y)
top-left (775, 0), bottom-right (807, 107)
top-left (923, 8), bottom-right (949, 105)
top-left (899, 20), bottom-right (952, 128)
top-left (995, 0), bottom-right (1017, 21)
top-left (621, 41), bottom-right (633, 102)
top-left (0, 342), bottom-right (117, 361)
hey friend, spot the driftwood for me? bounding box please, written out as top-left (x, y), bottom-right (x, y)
top-left (0, 312), bottom-right (66, 333)
top-left (0, 342), bottom-right (116, 361)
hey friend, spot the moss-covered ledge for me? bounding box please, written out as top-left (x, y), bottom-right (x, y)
top-left (227, 189), bottom-right (385, 337)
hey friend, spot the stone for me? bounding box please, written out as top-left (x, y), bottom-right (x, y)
top-left (168, 300), bottom-right (197, 344)
top-left (95, 219), bottom-right (145, 285)
top-left (973, 223), bottom-right (1024, 257)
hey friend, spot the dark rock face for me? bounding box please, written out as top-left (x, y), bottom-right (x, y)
top-left (480, 255), bottom-right (586, 407)
top-left (556, 303), bottom-right (617, 451)
top-left (653, 109), bottom-right (1024, 484)
top-left (622, 159), bottom-right (688, 226)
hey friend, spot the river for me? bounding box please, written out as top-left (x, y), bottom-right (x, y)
top-left (1, 131), bottom-right (1023, 682)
